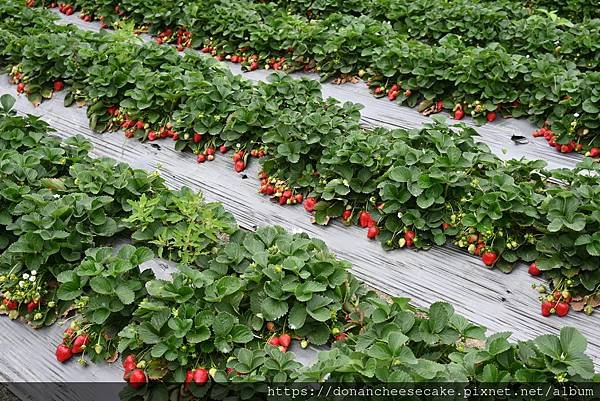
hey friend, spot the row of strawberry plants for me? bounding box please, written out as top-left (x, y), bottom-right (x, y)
top-left (255, 0), bottom-right (600, 22)
top-left (60, 0), bottom-right (600, 75)
top-left (256, 0), bottom-right (600, 66)
top-left (65, 0), bottom-right (600, 66)
top-left (2, 3), bottom-right (600, 315)
top-left (0, 103), bottom-right (596, 396)
top-left (35, 0), bottom-right (600, 153)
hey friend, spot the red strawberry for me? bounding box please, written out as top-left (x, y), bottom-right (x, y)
top-left (234, 160), bottom-right (245, 172)
top-left (541, 301), bottom-right (554, 317)
top-left (481, 251), bottom-right (497, 266)
top-left (63, 327), bottom-right (75, 339)
top-left (466, 234), bottom-right (479, 244)
top-left (403, 89), bottom-right (412, 97)
top-left (55, 344), bottom-right (73, 363)
top-left (528, 262), bottom-right (541, 276)
top-left (390, 84), bottom-right (399, 92)
top-left (268, 337), bottom-right (280, 346)
top-left (128, 369), bottom-right (147, 388)
top-left (71, 335), bottom-right (89, 354)
top-left (278, 333), bottom-right (291, 348)
top-left (206, 147), bottom-right (215, 156)
top-left (250, 61), bottom-right (259, 71)
top-left (442, 222), bottom-right (450, 230)
top-left (404, 230), bottom-right (416, 240)
top-left (26, 300), bottom-right (39, 313)
top-left (294, 194), bottom-right (303, 203)
top-left (282, 190), bottom-right (292, 199)
top-left (334, 333), bottom-right (347, 342)
top-left (197, 154), bottom-right (206, 163)
top-left (454, 109), bottom-right (465, 120)
top-left (193, 133), bottom-right (202, 143)
top-left (3, 299), bottom-right (18, 310)
top-left (358, 211), bottom-right (372, 228)
top-left (16, 83), bottom-right (25, 93)
top-left (342, 210), bottom-right (352, 220)
top-left (135, 121), bottom-right (144, 130)
top-left (588, 147), bottom-right (600, 157)
top-left (184, 370), bottom-right (194, 390)
top-left (219, 145), bottom-right (228, 153)
top-left (303, 197), bottom-right (317, 212)
top-left (474, 242), bottom-right (485, 256)
top-left (367, 226), bottom-right (379, 239)
top-left (53, 81), bottom-right (64, 92)
top-left (555, 302), bottom-right (570, 317)
top-left (123, 354), bottom-right (136, 373)
top-left (486, 111), bottom-right (497, 122)
top-left (147, 131), bottom-right (157, 141)
top-left (387, 91), bottom-right (398, 101)
top-left (193, 368), bottom-right (209, 385)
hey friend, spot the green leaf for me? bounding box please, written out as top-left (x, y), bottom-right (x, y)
top-left (90, 276), bottom-right (114, 294)
top-left (115, 285), bottom-right (135, 305)
top-left (261, 298), bottom-right (289, 321)
top-left (534, 334), bottom-right (562, 359)
top-left (288, 303), bottom-right (307, 330)
top-left (230, 325), bottom-right (253, 343)
top-left (57, 280), bottom-right (83, 300)
top-left (582, 99), bottom-right (599, 114)
top-left (212, 313), bottom-right (235, 336)
top-left (388, 166), bottom-right (412, 183)
top-left (560, 327), bottom-right (587, 357)
top-left (388, 332), bottom-right (409, 356)
top-left (0, 94), bottom-right (16, 112)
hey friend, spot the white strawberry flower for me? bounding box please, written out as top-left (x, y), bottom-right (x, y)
top-left (22, 273), bottom-right (30, 280)
top-left (30, 270), bottom-right (37, 276)
top-left (29, 276), bottom-right (36, 282)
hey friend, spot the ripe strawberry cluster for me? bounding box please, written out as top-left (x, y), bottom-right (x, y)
top-left (10, 66), bottom-right (64, 95)
top-left (373, 83), bottom-right (413, 102)
top-left (532, 127), bottom-right (585, 154)
top-left (258, 172), bottom-right (304, 205)
top-left (200, 45), bottom-right (261, 71)
top-left (0, 271), bottom-right (44, 320)
top-left (117, 111), bottom-right (181, 143)
top-left (156, 28), bottom-right (192, 52)
top-left (122, 354), bottom-right (148, 389)
top-left (453, 103), bottom-right (497, 122)
top-left (452, 225), bottom-right (499, 267)
top-left (57, 3), bottom-right (74, 15)
top-left (55, 326), bottom-right (90, 363)
top-left (79, 10), bottom-right (93, 22)
top-left (528, 262), bottom-right (575, 318)
top-left (267, 332), bottom-right (292, 353)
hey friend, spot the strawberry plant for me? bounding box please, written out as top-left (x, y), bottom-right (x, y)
top-left (124, 188), bottom-right (239, 266)
top-left (54, 245), bottom-right (156, 362)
